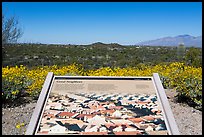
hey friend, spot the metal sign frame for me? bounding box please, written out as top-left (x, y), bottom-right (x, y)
top-left (25, 72), bottom-right (180, 135)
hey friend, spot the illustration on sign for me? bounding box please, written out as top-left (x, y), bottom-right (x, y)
top-left (35, 77), bottom-right (169, 135)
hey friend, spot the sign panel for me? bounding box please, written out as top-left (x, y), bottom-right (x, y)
top-left (26, 73), bottom-right (180, 135)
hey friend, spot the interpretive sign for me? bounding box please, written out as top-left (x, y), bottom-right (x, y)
top-left (26, 72), bottom-right (180, 135)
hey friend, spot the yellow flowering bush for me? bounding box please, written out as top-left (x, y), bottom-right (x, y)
top-left (2, 65), bottom-right (30, 101)
top-left (2, 62), bottom-right (202, 109)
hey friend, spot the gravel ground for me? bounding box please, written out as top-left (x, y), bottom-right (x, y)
top-left (165, 89), bottom-right (202, 135)
top-left (2, 99), bottom-right (37, 135)
top-left (2, 90), bottom-right (202, 135)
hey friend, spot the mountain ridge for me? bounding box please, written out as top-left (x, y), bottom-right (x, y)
top-left (136, 35), bottom-right (202, 47)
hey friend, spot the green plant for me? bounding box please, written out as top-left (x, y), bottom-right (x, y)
top-left (175, 76), bottom-right (202, 109)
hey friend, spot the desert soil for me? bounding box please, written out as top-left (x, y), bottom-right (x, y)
top-left (1, 89), bottom-right (202, 135)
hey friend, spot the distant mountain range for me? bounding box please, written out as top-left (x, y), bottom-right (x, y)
top-left (136, 35), bottom-right (202, 47)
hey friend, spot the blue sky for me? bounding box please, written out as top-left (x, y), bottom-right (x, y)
top-left (2, 2), bottom-right (202, 45)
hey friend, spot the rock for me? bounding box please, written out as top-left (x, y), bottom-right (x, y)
top-left (192, 110), bottom-right (196, 113)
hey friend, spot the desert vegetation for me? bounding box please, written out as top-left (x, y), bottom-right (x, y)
top-left (2, 61), bottom-right (202, 110)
